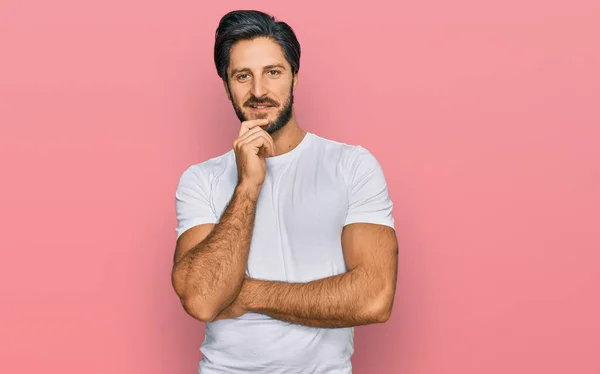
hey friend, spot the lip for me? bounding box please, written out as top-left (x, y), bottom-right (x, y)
top-left (249, 105), bottom-right (274, 111)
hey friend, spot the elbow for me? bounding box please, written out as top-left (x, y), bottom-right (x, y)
top-left (171, 269), bottom-right (218, 322)
top-left (180, 294), bottom-right (219, 323)
top-left (374, 302), bottom-right (393, 323)
top-left (364, 289), bottom-right (395, 324)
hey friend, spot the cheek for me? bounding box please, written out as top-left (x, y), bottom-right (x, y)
top-left (229, 85), bottom-right (249, 102)
top-left (271, 88), bottom-right (288, 104)
top-left (232, 93), bottom-right (248, 107)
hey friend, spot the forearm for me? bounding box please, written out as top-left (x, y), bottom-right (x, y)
top-left (173, 184), bottom-right (259, 319)
top-left (241, 268), bottom-right (393, 328)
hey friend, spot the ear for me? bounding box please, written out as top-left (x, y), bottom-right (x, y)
top-left (223, 79), bottom-right (232, 101)
top-left (292, 73), bottom-right (299, 91)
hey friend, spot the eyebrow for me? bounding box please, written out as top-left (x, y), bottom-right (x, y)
top-left (230, 64), bottom-right (286, 77)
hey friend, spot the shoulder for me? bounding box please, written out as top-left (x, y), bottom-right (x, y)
top-left (177, 150), bottom-right (234, 189)
top-left (309, 132), bottom-right (382, 173)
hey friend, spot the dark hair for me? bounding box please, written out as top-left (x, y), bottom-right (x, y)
top-left (214, 10), bottom-right (301, 82)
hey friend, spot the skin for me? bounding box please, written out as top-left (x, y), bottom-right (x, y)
top-left (171, 118), bottom-right (273, 322)
top-left (225, 37), bottom-right (307, 154)
top-left (172, 37), bottom-right (398, 327)
top-left (214, 223), bottom-right (398, 328)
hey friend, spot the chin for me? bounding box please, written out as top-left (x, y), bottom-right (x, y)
top-left (249, 114), bottom-right (273, 122)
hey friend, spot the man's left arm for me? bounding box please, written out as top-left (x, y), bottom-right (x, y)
top-left (232, 222), bottom-right (398, 328)
top-left (214, 146), bottom-right (398, 328)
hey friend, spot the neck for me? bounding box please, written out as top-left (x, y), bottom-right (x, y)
top-left (269, 115), bottom-right (306, 157)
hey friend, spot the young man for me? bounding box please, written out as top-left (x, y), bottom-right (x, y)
top-left (172, 9), bottom-right (398, 374)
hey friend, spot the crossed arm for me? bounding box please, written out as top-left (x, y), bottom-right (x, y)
top-left (172, 171), bottom-right (398, 328)
top-left (214, 222), bottom-right (398, 328)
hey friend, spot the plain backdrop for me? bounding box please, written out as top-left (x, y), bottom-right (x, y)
top-left (1, 0), bottom-right (599, 373)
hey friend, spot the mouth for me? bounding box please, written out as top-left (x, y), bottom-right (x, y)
top-left (248, 105), bottom-right (275, 112)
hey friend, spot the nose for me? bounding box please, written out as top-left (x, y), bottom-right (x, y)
top-left (251, 76), bottom-right (268, 98)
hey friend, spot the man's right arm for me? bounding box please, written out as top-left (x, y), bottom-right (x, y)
top-left (171, 183), bottom-right (260, 322)
top-left (171, 118), bottom-right (273, 322)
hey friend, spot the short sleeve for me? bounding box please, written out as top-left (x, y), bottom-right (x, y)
top-left (344, 146), bottom-right (395, 229)
top-left (175, 165), bottom-right (218, 239)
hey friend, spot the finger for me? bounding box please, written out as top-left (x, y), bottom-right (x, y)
top-left (233, 126), bottom-right (268, 149)
top-left (238, 119), bottom-right (270, 137)
top-left (213, 314), bottom-right (224, 321)
top-left (240, 132), bottom-right (275, 156)
top-left (257, 132), bottom-right (276, 156)
top-left (238, 132), bottom-right (275, 156)
top-left (233, 126), bottom-right (274, 153)
top-left (236, 125), bottom-right (264, 142)
top-left (213, 313), bottom-right (229, 321)
top-left (237, 128), bottom-right (275, 155)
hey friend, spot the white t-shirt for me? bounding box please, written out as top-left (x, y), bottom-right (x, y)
top-left (175, 131), bottom-right (395, 374)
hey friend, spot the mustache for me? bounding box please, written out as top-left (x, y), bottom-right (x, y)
top-left (244, 97), bottom-right (279, 107)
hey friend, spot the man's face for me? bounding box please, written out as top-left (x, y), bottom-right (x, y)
top-left (225, 37), bottom-right (297, 135)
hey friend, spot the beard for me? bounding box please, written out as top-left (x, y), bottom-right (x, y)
top-left (230, 82), bottom-right (294, 135)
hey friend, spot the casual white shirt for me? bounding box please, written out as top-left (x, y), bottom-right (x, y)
top-left (175, 131), bottom-right (395, 374)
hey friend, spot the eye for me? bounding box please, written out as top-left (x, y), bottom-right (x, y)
top-left (237, 73), bottom-right (250, 81)
top-left (267, 70), bottom-right (281, 76)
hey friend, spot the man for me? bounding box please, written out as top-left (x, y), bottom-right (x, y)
top-left (171, 9), bottom-right (398, 374)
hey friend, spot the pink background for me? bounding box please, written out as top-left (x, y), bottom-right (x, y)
top-left (1, 0), bottom-right (599, 373)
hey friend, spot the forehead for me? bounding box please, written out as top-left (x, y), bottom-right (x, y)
top-left (228, 37), bottom-right (290, 72)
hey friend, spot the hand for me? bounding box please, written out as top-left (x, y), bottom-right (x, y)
top-left (212, 295), bottom-right (247, 321)
top-left (213, 276), bottom-right (251, 321)
top-left (233, 119), bottom-right (276, 190)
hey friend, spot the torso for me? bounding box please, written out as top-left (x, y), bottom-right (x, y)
top-left (192, 132), bottom-right (364, 373)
